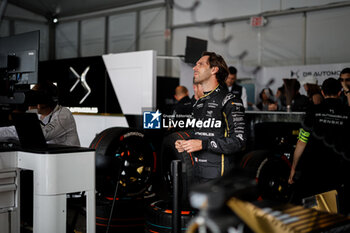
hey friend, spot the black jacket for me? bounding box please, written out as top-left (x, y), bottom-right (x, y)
top-left (173, 96), bottom-right (192, 116)
top-left (191, 85), bottom-right (246, 183)
top-left (300, 98), bottom-right (350, 184)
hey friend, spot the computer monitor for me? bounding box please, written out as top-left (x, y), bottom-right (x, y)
top-left (184, 36), bottom-right (208, 65)
top-left (0, 30), bottom-right (40, 104)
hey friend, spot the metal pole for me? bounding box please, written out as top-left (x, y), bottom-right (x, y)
top-left (0, 0), bottom-right (8, 22)
top-left (171, 160), bottom-right (182, 233)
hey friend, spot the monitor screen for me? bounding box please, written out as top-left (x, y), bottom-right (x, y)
top-left (0, 30), bottom-right (40, 85)
top-left (184, 36), bottom-right (208, 65)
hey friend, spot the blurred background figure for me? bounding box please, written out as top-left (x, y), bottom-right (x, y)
top-left (283, 79), bottom-right (309, 112)
top-left (300, 75), bottom-right (323, 105)
top-left (256, 88), bottom-right (275, 111)
top-left (225, 66), bottom-right (248, 109)
top-left (339, 68), bottom-right (350, 106)
top-left (192, 81), bottom-right (204, 103)
top-left (173, 85), bottom-right (192, 116)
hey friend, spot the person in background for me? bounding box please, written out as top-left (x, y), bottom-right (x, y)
top-left (192, 79), bottom-right (204, 104)
top-left (225, 66), bottom-right (248, 109)
top-left (173, 85), bottom-right (192, 116)
top-left (256, 88), bottom-right (275, 111)
top-left (175, 52), bottom-right (246, 184)
top-left (339, 68), bottom-right (350, 106)
top-left (0, 81), bottom-right (80, 146)
top-left (300, 75), bottom-right (323, 105)
top-left (284, 79), bottom-right (310, 111)
top-left (288, 77), bottom-right (350, 213)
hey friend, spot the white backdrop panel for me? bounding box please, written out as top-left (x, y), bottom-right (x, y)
top-left (102, 50), bottom-right (157, 115)
top-left (256, 62), bottom-right (350, 102)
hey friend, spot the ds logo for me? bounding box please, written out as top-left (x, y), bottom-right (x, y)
top-left (143, 110), bottom-right (161, 129)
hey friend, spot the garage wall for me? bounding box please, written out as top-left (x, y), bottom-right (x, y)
top-left (1, 0), bottom-right (349, 68)
top-left (172, 0), bottom-right (350, 68)
top-left (55, 6), bottom-right (166, 60)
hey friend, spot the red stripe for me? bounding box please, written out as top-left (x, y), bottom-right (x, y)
top-left (281, 155), bottom-right (292, 168)
top-left (148, 229), bottom-right (159, 233)
top-left (176, 132), bottom-right (194, 166)
top-left (241, 154), bottom-right (253, 168)
top-left (93, 131), bottom-right (108, 149)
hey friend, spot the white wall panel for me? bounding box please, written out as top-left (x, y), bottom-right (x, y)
top-left (56, 22), bottom-right (78, 59)
top-left (223, 21), bottom-right (259, 66)
top-left (139, 7), bottom-right (166, 54)
top-left (173, 0), bottom-right (260, 25)
top-left (0, 19), bottom-right (10, 37)
top-left (81, 17), bottom-right (105, 57)
top-left (108, 12), bottom-right (137, 53)
top-left (306, 6), bottom-right (350, 64)
top-left (14, 22), bottom-right (49, 61)
top-left (261, 0), bottom-right (281, 12)
top-left (281, 0), bottom-right (346, 10)
top-left (172, 20), bottom-right (259, 66)
top-left (261, 14), bottom-right (304, 66)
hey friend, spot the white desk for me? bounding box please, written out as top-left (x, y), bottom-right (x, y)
top-left (0, 149), bottom-right (96, 233)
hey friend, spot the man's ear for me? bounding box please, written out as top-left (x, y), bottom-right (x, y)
top-left (337, 90), bottom-right (342, 97)
top-left (321, 90), bottom-right (325, 97)
top-left (211, 66), bottom-right (219, 75)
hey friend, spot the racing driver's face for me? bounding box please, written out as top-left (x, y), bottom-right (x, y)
top-left (193, 55), bottom-right (212, 84)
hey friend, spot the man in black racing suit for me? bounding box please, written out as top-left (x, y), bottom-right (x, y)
top-left (175, 52), bottom-right (246, 184)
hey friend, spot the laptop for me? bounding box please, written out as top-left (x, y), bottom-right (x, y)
top-left (12, 112), bottom-right (86, 153)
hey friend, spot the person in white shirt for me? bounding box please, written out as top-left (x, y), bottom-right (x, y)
top-left (0, 81), bottom-right (80, 146)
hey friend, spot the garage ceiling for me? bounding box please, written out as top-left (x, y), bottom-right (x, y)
top-left (8, 0), bottom-right (154, 18)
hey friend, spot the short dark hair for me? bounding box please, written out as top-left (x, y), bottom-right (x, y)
top-left (321, 78), bottom-right (342, 96)
top-left (340, 68), bottom-right (350, 76)
top-left (33, 81), bottom-right (58, 107)
top-left (201, 51), bottom-right (228, 86)
top-left (228, 66), bottom-right (237, 75)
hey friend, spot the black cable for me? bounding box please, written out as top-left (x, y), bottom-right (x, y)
top-left (172, 0), bottom-right (200, 12)
top-left (105, 158), bottom-right (124, 233)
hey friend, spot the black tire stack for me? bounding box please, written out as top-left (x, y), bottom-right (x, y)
top-left (240, 150), bottom-right (292, 202)
top-left (145, 200), bottom-right (196, 233)
top-left (144, 131), bottom-right (197, 233)
top-left (90, 127), bottom-right (157, 233)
